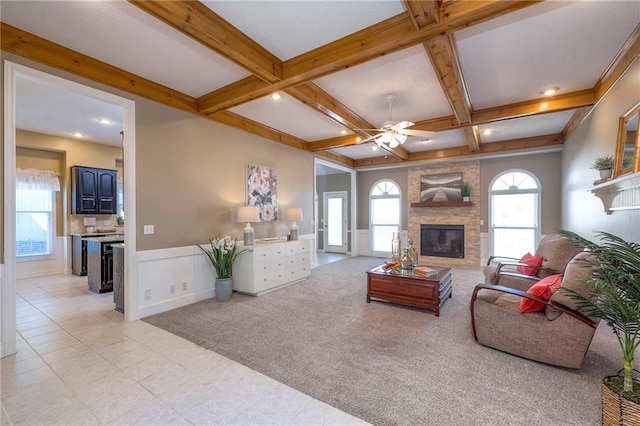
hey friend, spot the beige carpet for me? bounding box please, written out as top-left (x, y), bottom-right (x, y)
top-left (144, 256), bottom-right (621, 425)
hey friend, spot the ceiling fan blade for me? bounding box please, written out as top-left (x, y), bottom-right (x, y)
top-left (397, 129), bottom-right (436, 138)
top-left (356, 133), bottom-right (383, 144)
top-left (391, 121), bottom-right (415, 130)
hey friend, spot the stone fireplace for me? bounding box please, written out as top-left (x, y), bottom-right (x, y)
top-left (408, 161), bottom-right (480, 267)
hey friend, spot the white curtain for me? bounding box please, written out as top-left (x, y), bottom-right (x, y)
top-left (16, 168), bottom-right (61, 191)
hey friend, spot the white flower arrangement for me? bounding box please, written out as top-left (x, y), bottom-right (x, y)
top-left (198, 236), bottom-right (250, 279)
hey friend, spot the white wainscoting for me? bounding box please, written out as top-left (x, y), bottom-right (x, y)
top-left (136, 234), bottom-right (316, 318)
top-left (355, 229), bottom-right (407, 258)
top-left (136, 245), bottom-right (215, 319)
top-left (480, 232), bottom-right (489, 266)
top-left (16, 236), bottom-right (67, 279)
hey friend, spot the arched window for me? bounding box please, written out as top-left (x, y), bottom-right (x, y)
top-left (489, 170), bottom-right (540, 258)
top-left (370, 180), bottom-right (401, 253)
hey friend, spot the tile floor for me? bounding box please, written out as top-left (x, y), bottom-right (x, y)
top-left (1, 269), bottom-right (369, 425)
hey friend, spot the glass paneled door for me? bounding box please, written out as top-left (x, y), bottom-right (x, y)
top-left (324, 191), bottom-right (347, 253)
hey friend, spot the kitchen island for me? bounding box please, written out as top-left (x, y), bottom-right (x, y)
top-left (85, 235), bottom-right (124, 293)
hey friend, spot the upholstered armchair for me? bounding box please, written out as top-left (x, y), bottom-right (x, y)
top-left (471, 252), bottom-right (600, 369)
top-left (483, 234), bottom-right (584, 291)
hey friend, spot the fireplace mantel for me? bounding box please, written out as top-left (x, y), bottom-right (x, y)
top-left (410, 201), bottom-right (474, 207)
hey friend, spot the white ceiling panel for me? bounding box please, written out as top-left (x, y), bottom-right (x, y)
top-left (330, 143), bottom-right (384, 160)
top-left (456, 1), bottom-right (640, 109)
top-left (478, 110), bottom-right (577, 144)
top-left (1, 1), bottom-right (249, 97)
top-left (16, 77), bottom-right (123, 146)
top-left (315, 45), bottom-right (454, 127)
top-left (229, 93), bottom-right (349, 141)
top-left (202, 1), bottom-right (405, 60)
top-left (403, 129), bottom-right (468, 153)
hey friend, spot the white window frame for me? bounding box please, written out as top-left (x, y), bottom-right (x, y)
top-left (489, 169), bottom-right (541, 257)
top-left (369, 179), bottom-right (401, 254)
top-left (16, 188), bottom-right (55, 260)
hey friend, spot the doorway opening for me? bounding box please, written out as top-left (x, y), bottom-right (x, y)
top-left (3, 61), bottom-right (137, 358)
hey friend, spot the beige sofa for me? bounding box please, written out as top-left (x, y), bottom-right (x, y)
top-left (483, 234), bottom-right (584, 291)
top-left (471, 252), bottom-right (600, 369)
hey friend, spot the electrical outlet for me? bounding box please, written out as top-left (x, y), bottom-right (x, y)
top-left (103, 220), bottom-right (110, 226)
top-left (182, 282), bottom-right (188, 291)
top-left (144, 289), bottom-right (151, 300)
top-left (170, 285), bottom-right (176, 294)
top-left (143, 225), bottom-right (154, 235)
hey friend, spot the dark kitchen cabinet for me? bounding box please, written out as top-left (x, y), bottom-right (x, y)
top-left (87, 238), bottom-right (123, 293)
top-left (71, 166), bottom-right (117, 214)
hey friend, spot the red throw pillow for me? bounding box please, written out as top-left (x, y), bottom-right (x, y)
top-left (520, 274), bottom-right (563, 313)
top-left (517, 252), bottom-right (544, 276)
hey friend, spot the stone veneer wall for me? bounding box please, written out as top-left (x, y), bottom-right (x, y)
top-left (408, 161), bottom-right (480, 268)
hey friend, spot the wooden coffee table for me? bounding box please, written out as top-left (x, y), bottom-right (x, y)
top-left (366, 265), bottom-right (452, 316)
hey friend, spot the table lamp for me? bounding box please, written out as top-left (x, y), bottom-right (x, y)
top-left (237, 206), bottom-right (260, 246)
top-left (83, 217), bottom-right (96, 234)
top-left (285, 208), bottom-right (303, 241)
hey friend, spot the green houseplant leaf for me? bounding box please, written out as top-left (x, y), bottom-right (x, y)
top-left (559, 230), bottom-right (640, 393)
top-left (198, 236), bottom-right (250, 279)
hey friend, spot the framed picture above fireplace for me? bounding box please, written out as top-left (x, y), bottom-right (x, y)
top-left (420, 172), bottom-right (462, 202)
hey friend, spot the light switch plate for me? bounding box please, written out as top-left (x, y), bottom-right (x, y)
top-left (143, 225), bottom-right (154, 234)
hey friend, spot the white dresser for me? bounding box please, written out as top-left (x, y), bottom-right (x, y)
top-left (233, 239), bottom-right (311, 295)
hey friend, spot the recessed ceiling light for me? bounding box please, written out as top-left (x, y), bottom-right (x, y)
top-left (271, 92), bottom-right (281, 100)
top-left (72, 132), bottom-right (84, 138)
top-left (97, 118), bottom-right (112, 125)
top-left (340, 129), bottom-right (348, 135)
top-left (483, 129), bottom-right (492, 136)
top-left (542, 87), bottom-right (559, 96)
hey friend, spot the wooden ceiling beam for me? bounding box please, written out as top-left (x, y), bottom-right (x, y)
top-left (403, 0), bottom-right (440, 28)
top-left (307, 135), bottom-right (365, 152)
top-left (314, 151), bottom-right (356, 168)
top-left (285, 83), bottom-right (375, 135)
top-left (128, 0), bottom-right (283, 83)
top-left (130, 1), bottom-right (376, 141)
top-left (1, 23), bottom-right (198, 113)
top-left (209, 110), bottom-right (308, 150)
top-left (471, 89), bottom-right (596, 126)
top-left (199, 1), bottom-right (540, 114)
top-left (353, 133), bottom-right (564, 167)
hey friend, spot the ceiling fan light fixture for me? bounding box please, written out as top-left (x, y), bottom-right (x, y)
top-left (395, 132), bottom-right (408, 144)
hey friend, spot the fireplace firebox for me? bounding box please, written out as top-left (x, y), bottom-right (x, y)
top-left (420, 224), bottom-right (464, 259)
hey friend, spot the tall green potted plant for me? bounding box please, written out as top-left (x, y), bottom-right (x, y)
top-left (198, 236), bottom-right (250, 302)
top-left (559, 230), bottom-right (640, 421)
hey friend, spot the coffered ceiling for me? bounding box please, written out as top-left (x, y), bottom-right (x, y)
top-left (2, 1), bottom-right (639, 169)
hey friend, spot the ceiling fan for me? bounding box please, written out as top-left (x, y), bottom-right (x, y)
top-left (358, 94), bottom-right (435, 148)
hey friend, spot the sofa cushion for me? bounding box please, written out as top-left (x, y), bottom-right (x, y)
top-left (536, 235), bottom-right (584, 277)
top-left (520, 274), bottom-right (562, 313)
top-left (549, 252), bottom-right (597, 314)
top-left (517, 252), bottom-right (544, 276)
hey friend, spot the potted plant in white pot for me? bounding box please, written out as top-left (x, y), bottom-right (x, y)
top-left (198, 236), bottom-right (250, 302)
top-left (591, 155), bottom-right (615, 180)
top-left (559, 230), bottom-right (640, 423)
top-left (460, 182), bottom-right (471, 202)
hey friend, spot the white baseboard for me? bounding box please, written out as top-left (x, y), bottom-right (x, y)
top-left (137, 288), bottom-right (214, 319)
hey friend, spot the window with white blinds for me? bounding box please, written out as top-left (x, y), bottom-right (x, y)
top-left (16, 168), bottom-right (60, 258)
top-left (16, 189), bottom-right (54, 257)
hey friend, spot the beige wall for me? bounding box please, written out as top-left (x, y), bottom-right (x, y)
top-left (479, 151), bottom-right (563, 235)
top-left (562, 60), bottom-right (640, 243)
top-left (135, 99), bottom-right (315, 250)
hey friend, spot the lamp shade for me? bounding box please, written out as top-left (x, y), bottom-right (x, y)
top-left (237, 206), bottom-right (260, 223)
top-left (284, 208), bottom-right (303, 222)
